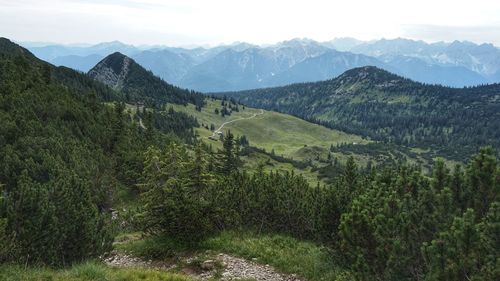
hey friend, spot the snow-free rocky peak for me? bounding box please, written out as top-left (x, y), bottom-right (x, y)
top-left (88, 52), bottom-right (132, 90)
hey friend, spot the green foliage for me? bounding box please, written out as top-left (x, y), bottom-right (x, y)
top-left (136, 142), bottom-right (497, 281)
top-left (209, 170), bottom-right (323, 238)
top-left (0, 261), bottom-right (192, 281)
top-left (116, 235), bottom-right (196, 259)
top-left (467, 146), bottom-right (499, 217)
top-left (0, 39), bottom-right (119, 265)
top-left (0, 183), bottom-right (13, 262)
top-left (1, 37), bottom-right (498, 281)
top-left (90, 52), bottom-right (204, 107)
top-left (138, 140), bottom-right (325, 241)
top-left (139, 143), bottom-right (214, 241)
top-left (202, 231), bottom-right (342, 281)
top-left (337, 148), bottom-right (499, 281)
top-left (223, 66), bottom-right (500, 161)
top-left (53, 65), bottom-right (120, 102)
top-left (137, 106), bottom-right (199, 143)
top-left (170, 98), bottom-right (367, 161)
top-left (4, 170), bottom-right (112, 265)
top-left (0, 38), bottom-right (200, 266)
top-left (218, 130), bottom-right (240, 174)
top-left (118, 230), bottom-right (347, 281)
top-left (422, 203), bottom-right (500, 281)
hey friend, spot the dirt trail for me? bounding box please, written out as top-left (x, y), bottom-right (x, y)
top-left (103, 251), bottom-right (303, 281)
top-left (214, 253), bottom-right (303, 281)
top-left (209, 109), bottom-right (264, 139)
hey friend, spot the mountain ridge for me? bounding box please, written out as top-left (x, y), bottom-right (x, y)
top-left (23, 37), bottom-right (500, 91)
top-left (88, 52), bottom-right (204, 106)
top-left (218, 66), bottom-right (500, 160)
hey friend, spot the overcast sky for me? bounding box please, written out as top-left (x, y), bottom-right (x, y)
top-left (1, 0), bottom-right (500, 47)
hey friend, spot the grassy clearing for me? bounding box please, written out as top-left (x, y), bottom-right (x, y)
top-left (170, 99), bottom-right (369, 160)
top-left (0, 261), bottom-right (191, 281)
top-left (116, 230), bottom-right (351, 281)
top-left (201, 231), bottom-right (346, 281)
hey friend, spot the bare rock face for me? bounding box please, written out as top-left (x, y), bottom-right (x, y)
top-left (88, 52), bottom-right (131, 90)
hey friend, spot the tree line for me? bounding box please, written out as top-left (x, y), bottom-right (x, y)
top-left (138, 131), bottom-right (499, 281)
top-left (0, 39), bottom-right (498, 281)
top-left (220, 67), bottom-right (500, 161)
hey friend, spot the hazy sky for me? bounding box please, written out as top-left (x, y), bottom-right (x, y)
top-left (1, 0), bottom-right (500, 47)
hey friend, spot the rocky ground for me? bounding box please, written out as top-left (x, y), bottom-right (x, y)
top-left (103, 251), bottom-right (175, 271)
top-left (103, 251), bottom-right (304, 281)
top-left (211, 253), bottom-right (303, 281)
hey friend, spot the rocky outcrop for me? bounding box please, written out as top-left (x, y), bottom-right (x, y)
top-left (88, 52), bottom-right (130, 90)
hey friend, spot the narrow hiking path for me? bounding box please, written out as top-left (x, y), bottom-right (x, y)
top-left (209, 109), bottom-right (264, 139)
top-left (104, 251), bottom-right (304, 281)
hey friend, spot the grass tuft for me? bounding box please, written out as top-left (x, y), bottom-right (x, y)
top-left (200, 230), bottom-right (345, 281)
top-left (0, 261), bottom-right (191, 281)
top-left (115, 235), bottom-right (196, 260)
top-left (113, 230), bottom-right (354, 281)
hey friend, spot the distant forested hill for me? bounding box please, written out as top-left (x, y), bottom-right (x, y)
top-left (219, 66), bottom-right (500, 160)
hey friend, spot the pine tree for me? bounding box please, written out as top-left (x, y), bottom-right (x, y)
top-left (218, 130), bottom-right (239, 175)
top-left (112, 101), bottom-right (126, 150)
top-left (186, 142), bottom-right (214, 190)
top-left (423, 209), bottom-right (480, 281)
top-left (140, 143), bottom-right (213, 241)
top-left (450, 164), bottom-right (466, 211)
top-left (343, 156), bottom-right (359, 192)
top-left (467, 147), bottom-right (497, 217)
top-left (432, 158), bottom-right (449, 191)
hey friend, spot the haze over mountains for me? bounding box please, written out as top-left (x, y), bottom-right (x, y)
top-left (22, 37), bottom-right (500, 91)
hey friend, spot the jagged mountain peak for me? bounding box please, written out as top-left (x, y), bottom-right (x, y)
top-left (275, 38), bottom-right (323, 49)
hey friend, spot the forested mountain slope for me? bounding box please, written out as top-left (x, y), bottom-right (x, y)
top-left (1, 37), bottom-right (499, 281)
top-left (88, 52), bottom-right (204, 107)
top-left (0, 37), bottom-right (123, 265)
top-left (0, 37), bottom-right (199, 265)
top-left (221, 66), bottom-right (500, 160)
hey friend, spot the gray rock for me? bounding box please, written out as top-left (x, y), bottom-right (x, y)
top-left (201, 259), bottom-right (216, 271)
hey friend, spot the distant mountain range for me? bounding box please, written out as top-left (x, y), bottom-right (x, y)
top-left (23, 38), bottom-right (500, 91)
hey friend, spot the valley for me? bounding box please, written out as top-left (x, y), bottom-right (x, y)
top-left (169, 98), bottom-right (462, 184)
top-left (0, 35), bottom-right (499, 281)
top-left (170, 99), bottom-right (368, 160)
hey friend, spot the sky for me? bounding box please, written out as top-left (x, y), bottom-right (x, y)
top-left (1, 0), bottom-right (500, 47)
